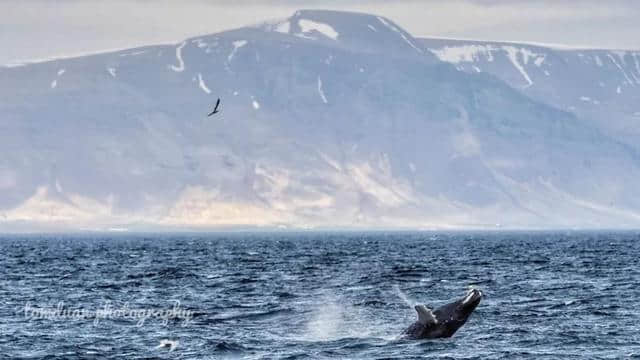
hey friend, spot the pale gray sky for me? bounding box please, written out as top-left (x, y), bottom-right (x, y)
top-left (2, 0), bottom-right (639, 64)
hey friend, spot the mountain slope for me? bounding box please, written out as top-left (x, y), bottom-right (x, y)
top-left (421, 38), bottom-right (640, 148)
top-left (2, 10), bottom-right (640, 230)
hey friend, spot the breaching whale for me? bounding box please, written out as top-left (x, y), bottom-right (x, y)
top-left (403, 288), bottom-right (482, 339)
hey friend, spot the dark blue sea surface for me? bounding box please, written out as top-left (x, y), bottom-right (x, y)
top-left (1, 231), bottom-right (639, 359)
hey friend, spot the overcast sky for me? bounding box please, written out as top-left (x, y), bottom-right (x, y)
top-left (2, 0), bottom-right (639, 64)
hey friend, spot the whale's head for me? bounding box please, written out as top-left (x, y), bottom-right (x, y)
top-left (432, 288), bottom-right (483, 337)
top-left (456, 288), bottom-right (482, 317)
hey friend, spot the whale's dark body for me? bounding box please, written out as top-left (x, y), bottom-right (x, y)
top-left (403, 289), bottom-right (482, 339)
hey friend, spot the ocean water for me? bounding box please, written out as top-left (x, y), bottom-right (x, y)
top-left (1, 231), bottom-right (639, 359)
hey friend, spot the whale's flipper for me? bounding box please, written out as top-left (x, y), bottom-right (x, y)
top-left (415, 305), bottom-right (438, 325)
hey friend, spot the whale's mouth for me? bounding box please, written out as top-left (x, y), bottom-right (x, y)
top-left (461, 288), bottom-right (482, 307)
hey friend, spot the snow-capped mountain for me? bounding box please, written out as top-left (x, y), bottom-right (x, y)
top-left (2, 10), bottom-right (640, 231)
top-left (421, 38), bottom-right (640, 149)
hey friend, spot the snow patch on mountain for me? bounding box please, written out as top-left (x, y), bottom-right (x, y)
top-left (504, 46), bottom-right (534, 86)
top-left (348, 162), bottom-right (414, 208)
top-left (228, 40), bottom-right (247, 62)
top-left (594, 55), bottom-right (603, 66)
top-left (430, 44), bottom-right (546, 87)
top-left (317, 76), bottom-right (328, 103)
top-left (2, 63), bottom-right (26, 68)
top-left (170, 41), bottom-right (186, 72)
top-left (49, 68), bottom-right (67, 89)
top-left (192, 38), bottom-right (212, 51)
top-left (121, 50), bottom-right (146, 57)
top-left (429, 44), bottom-right (498, 63)
top-left (298, 19), bottom-right (339, 40)
top-left (376, 16), bottom-right (422, 53)
top-left (197, 73), bottom-right (211, 94)
top-left (276, 21), bottom-right (290, 34)
top-left (607, 53), bottom-right (634, 85)
top-left (534, 56), bottom-right (545, 67)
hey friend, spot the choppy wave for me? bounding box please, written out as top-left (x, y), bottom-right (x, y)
top-left (1, 231), bottom-right (639, 358)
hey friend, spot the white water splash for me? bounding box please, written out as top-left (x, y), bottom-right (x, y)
top-left (304, 301), bottom-right (345, 341)
top-left (394, 284), bottom-right (417, 309)
top-left (155, 339), bottom-right (178, 351)
top-left (300, 294), bottom-right (378, 342)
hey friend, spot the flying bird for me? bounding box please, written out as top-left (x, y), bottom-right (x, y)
top-left (208, 98), bottom-right (221, 116)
